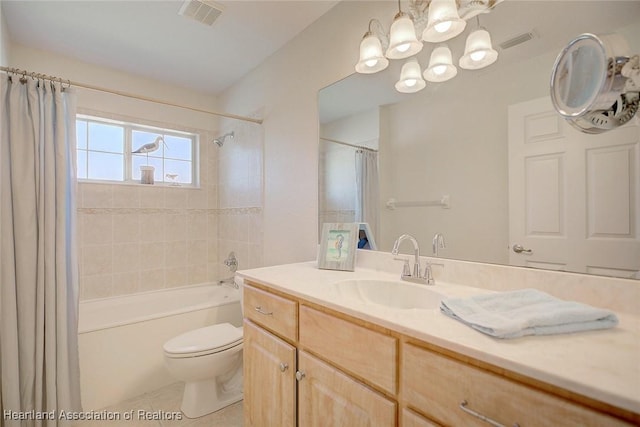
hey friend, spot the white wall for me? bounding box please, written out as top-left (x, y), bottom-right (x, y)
top-left (378, 51), bottom-right (553, 261)
top-left (321, 108), bottom-right (380, 148)
top-left (10, 44), bottom-right (220, 131)
top-left (217, 1), bottom-right (395, 266)
top-left (319, 108), bottom-right (379, 237)
top-left (0, 4), bottom-right (10, 66)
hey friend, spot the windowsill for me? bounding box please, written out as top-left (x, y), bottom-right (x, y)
top-left (78, 179), bottom-right (200, 189)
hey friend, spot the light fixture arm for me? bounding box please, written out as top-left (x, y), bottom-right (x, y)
top-left (366, 18), bottom-right (389, 51)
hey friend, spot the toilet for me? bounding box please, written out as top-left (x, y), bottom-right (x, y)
top-left (163, 322), bottom-right (243, 418)
top-left (163, 277), bottom-right (245, 418)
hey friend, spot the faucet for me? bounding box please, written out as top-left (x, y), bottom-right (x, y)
top-left (391, 234), bottom-right (433, 285)
top-left (432, 233), bottom-right (446, 256)
top-left (224, 251), bottom-right (238, 273)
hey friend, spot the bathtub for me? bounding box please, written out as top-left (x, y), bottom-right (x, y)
top-left (78, 283), bottom-right (242, 411)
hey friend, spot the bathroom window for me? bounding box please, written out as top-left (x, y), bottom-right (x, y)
top-left (76, 115), bottom-right (197, 185)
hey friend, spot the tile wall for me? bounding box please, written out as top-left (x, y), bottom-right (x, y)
top-left (78, 114), bottom-right (263, 300)
top-left (217, 118), bottom-right (264, 276)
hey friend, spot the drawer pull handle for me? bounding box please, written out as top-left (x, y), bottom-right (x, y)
top-left (254, 306), bottom-right (273, 316)
top-left (460, 400), bottom-right (520, 427)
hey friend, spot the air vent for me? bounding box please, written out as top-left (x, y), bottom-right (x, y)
top-left (499, 31), bottom-right (536, 50)
top-left (178, 0), bottom-right (224, 27)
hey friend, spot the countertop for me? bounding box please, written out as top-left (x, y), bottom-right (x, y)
top-left (237, 260), bottom-right (640, 416)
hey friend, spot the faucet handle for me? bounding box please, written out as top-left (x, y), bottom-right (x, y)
top-left (423, 261), bottom-right (445, 285)
top-left (394, 257), bottom-right (412, 277)
top-left (423, 263), bottom-right (435, 285)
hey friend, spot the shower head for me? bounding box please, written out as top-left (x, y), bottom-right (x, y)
top-left (213, 131), bottom-right (234, 147)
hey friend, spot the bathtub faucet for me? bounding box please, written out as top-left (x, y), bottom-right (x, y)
top-left (224, 252), bottom-right (238, 273)
top-left (219, 276), bottom-right (239, 289)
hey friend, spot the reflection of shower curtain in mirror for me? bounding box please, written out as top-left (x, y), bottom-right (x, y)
top-left (355, 149), bottom-right (379, 241)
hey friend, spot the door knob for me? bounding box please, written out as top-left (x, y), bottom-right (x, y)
top-left (512, 244), bottom-right (532, 254)
top-left (279, 362), bottom-right (288, 372)
top-left (295, 370), bottom-right (306, 381)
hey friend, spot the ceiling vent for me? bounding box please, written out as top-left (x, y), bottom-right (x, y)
top-left (499, 31), bottom-right (537, 50)
top-left (178, 0), bottom-right (224, 27)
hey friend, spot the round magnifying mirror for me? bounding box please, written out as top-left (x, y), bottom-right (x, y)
top-left (550, 33), bottom-right (635, 133)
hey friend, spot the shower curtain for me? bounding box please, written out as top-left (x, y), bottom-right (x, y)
top-left (355, 149), bottom-right (379, 243)
top-left (0, 76), bottom-right (82, 426)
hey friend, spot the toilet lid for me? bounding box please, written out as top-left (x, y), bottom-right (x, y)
top-left (163, 323), bottom-right (243, 356)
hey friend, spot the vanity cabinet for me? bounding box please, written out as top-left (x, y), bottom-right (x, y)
top-left (402, 342), bottom-right (633, 427)
top-left (243, 282), bottom-right (397, 427)
top-left (243, 281), bottom-right (636, 427)
top-left (243, 320), bottom-right (296, 427)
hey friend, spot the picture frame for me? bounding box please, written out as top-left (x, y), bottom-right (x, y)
top-left (318, 222), bottom-right (358, 271)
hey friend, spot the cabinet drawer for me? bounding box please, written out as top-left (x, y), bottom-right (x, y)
top-left (402, 343), bottom-right (632, 427)
top-left (299, 305), bottom-right (397, 395)
top-left (244, 284), bottom-right (297, 341)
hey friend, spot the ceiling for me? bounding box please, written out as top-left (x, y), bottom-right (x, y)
top-left (4, 0), bottom-right (640, 103)
top-left (2, 0), bottom-right (338, 94)
top-left (319, 0), bottom-right (640, 123)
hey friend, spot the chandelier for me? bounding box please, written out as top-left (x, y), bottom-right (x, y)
top-left (355, 0), bottom-right (503, 93)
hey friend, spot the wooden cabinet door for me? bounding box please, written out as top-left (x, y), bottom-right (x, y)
top-left (297, 350), bottom-right (396, 427)
top-left (243, 319), bottom-right (296, 427)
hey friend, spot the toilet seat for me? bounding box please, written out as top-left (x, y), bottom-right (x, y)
top-left (163, 323), bottom-right (243, 358)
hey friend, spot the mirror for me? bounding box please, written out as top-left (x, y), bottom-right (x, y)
top-left (319, 1), bottom-right (640, 279)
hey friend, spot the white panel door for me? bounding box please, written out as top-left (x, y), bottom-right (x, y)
top-left (508, 97), bottom-right (640, 278)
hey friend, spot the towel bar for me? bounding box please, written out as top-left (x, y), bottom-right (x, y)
top-left (386, 195), bottom-right (450, 210)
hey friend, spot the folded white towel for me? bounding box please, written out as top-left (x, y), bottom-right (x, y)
top-left (440, 288), bottom-right (618, 339)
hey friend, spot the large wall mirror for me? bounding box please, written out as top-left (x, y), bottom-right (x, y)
top-left (319, 1), bottom-right (640, 280)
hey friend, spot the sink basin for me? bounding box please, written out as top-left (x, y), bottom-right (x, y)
top-left (329, 279), bottom-right (443, 310)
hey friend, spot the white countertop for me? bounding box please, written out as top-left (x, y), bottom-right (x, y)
top-left (238, 260), bottom-right (640, 416)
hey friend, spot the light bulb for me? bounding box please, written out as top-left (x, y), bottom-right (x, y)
top-left (432, 65), bottom-right (447, 75)
top-left (470, 50), bottom-right (487, 61)
top-left (405, 78), bottom-right (417, 87)
top-left (396, 43), bottom-right (411, 53)
top-left (434, 21), bottom-right (452, 33)
top-left (365, 58), bottom-right (379, 67)
top-left (355, 31), bottom-right (389, 74)
top-left (395, 58), bottom-right (426, 93)
top-left (386, 12), bottom-right (423, 59)
top-left (422, 0), bottom-right (466, 43)
top-left (424, 46), bottom-right (457, 83)
top-left (459, 29), bottom-right (498, 70)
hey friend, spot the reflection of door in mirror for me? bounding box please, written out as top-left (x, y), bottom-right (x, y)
top-left (509, 97), bottom-right (640, 279)
top-left (318, 108), bottom-right (380, 241)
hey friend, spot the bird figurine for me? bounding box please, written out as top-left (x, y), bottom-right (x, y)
top-left (165, 173), bottom-right (180, 186)
top-left (132, 136), bottom-right (166, 154)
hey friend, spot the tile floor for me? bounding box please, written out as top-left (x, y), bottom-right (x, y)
top-left (74, 382), bottom-right (243, 427)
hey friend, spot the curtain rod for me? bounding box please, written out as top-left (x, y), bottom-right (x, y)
top-left (0, 66), bottom-right (263, 125)
top-left (320, 137), bottom-right (378, 152)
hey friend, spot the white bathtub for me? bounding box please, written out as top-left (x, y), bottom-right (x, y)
top-left (78, 283), bottom-right (242, 411)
